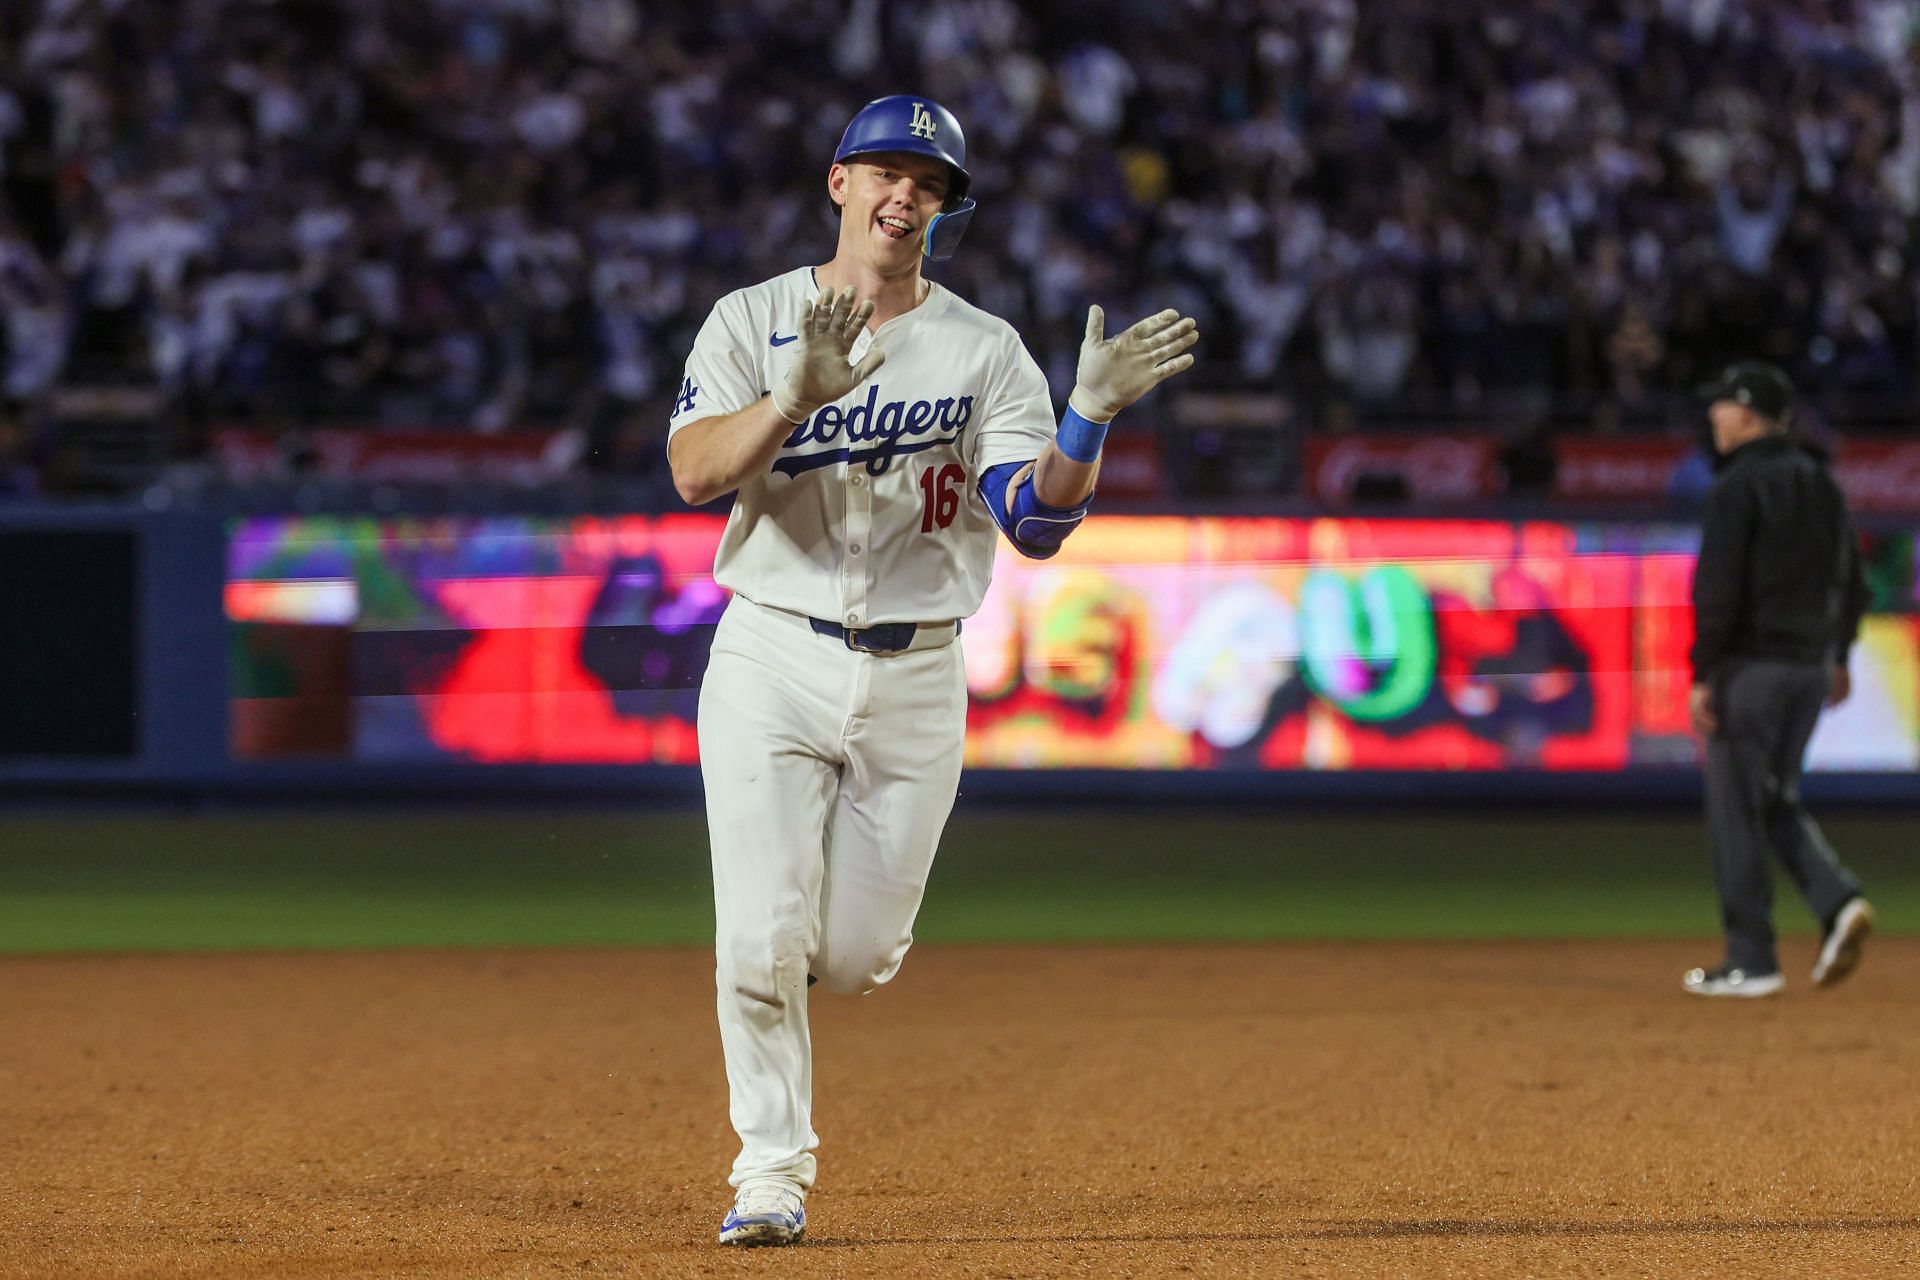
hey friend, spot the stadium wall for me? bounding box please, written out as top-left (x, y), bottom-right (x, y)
top-left (2, 506), bottom-right (1916, 806)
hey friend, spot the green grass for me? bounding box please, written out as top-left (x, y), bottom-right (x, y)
top-left (0, 809), bottom-right (1913, 953)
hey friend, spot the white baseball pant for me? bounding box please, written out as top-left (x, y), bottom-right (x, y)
top-left (697, 593), bottom-right (967, 1190)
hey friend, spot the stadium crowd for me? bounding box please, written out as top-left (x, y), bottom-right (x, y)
top-left (2, 0), bottom-right (1919, 494)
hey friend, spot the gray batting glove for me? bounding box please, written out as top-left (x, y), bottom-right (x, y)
top-left (771, 285), bottom-right (888, 423)
top-left (1067, 306), bottom-right (1200, 423)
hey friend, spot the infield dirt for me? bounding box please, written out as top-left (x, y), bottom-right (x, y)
top-left (4, 939), bottom-right (1916, 1278)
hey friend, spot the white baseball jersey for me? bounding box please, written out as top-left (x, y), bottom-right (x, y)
top-left (670, 267), bottom-right (1056, 626)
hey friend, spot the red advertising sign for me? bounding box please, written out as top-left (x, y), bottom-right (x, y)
top-left (1832, 440), bottom-right (1920, 514)
top-left (213, 429), bottom-right (569, 486)
top-left (1556, 436), bottom-right (1920, 511)
top-left (212, 425), bottom-right (1169, 496)
top-left (1553, 438), bottom-right (1693, 503)
top-left (1091, 427), bottom-right (1165, 499)
top-left (1302, 436), bottom-right (1500, 503)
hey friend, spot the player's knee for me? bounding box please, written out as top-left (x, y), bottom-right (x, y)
top-left (1765, 775), bottom-right (1803, 814)
top-left (812, 960), bottom-right (880, 996)
top-left (1724, 770), bottom-right (1771, 819)
top-left (717, 903), bottom-right (814, 1008)
top-left (813, 938), bottom-right (909, 995)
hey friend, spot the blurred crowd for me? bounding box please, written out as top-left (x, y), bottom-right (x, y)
top-left (2, 0), bottom-right (1920, 496)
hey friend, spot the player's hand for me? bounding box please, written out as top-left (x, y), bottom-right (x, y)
top-left (771, 286), bottom-right (887, 423)
top-left (1068, 305), bottom-right (1199, 422)
top-left (1688, 682), bottom-right (1717, 737)
top-left (1827, 662), bottom-right (1852, 707)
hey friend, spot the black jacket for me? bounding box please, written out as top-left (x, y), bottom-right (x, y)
top-left (1689, 435), bottom-right (1869, 683)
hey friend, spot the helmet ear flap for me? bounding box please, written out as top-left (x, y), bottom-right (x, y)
top-left (923, 198), bottom-right (976, 261)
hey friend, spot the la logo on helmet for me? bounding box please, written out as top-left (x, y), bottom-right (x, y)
top-left (908, 102), bottom-right (937, 139)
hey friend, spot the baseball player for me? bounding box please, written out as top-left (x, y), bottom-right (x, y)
top-left (668, 94), bottom-right (1198, 1246)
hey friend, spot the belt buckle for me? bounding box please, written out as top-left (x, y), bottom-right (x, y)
top-left (844, 625), bottom-right (891, 654)
top-left (844, 621), bottom-right (916, 654)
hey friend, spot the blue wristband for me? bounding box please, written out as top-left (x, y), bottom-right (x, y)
top-left (1056, 405), bottom-right (1110, 463)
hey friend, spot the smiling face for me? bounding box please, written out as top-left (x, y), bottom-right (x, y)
top-left (828, 151), bottom-right (953, 274)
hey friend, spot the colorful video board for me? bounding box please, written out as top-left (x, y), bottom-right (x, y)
top-left (227, 516), bottom-right (1919, 772)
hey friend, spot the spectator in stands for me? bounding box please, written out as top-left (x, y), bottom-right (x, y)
top-left (0, 398), bottom-right (41, 497)
top-left (0, 208), bottom-right (64, 404)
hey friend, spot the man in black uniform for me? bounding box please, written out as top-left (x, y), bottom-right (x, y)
top-left (1683, 361), bottom-right (1874, 998)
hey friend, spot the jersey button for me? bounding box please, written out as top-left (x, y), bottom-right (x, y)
top-left (850, 474), bottom-right (864, 487)
top-left (846, 611), bottom-right (861, 625)
top-left (850, 544), bottom-right (861, 555)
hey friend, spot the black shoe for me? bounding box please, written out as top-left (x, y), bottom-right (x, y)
top-left (1682, 966), bottom-right (1783, 998)
top-left (1812, 898), bottom-right (1873, 988)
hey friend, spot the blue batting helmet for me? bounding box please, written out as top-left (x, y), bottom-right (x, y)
top-left (832, 95), bottom-right (976, 260)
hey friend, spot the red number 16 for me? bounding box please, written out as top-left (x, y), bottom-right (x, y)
top-left (918, 463), bottom-right (966, 532)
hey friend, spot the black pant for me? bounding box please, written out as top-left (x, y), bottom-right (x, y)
top-left (1705, 660), bottom-right (1862, 972)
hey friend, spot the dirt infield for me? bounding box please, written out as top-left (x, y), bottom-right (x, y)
top-left (4, 939), bottom-right (1917, 1278)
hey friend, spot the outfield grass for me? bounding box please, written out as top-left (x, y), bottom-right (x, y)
top-left (0, 808), bottom-right (1912, 953)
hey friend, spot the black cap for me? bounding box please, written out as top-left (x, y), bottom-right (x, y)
top-left (1698, 360), bottom-right (1794, 421)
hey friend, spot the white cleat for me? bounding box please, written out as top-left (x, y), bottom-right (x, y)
top-left (1682, 966), bottom-right (1784, 998)
top-left (718, 1180), bottom-right (806, 1247)
top-left (1812, 898), bottom-right (1873, 988)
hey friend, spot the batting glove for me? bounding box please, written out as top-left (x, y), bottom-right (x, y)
top-left (771, 286), bottom-right (888, 423)
top-left (1068, 306), bottom-right (1200, 423)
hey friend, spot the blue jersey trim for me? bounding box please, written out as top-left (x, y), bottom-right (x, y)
top-left (772, 437), bottom-right (952, 477)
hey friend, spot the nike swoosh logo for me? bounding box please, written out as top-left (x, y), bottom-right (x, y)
top-left (770, 332), bottom-right (798, 347)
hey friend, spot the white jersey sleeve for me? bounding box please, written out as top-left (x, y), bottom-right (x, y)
top-left (967, 340), bottom-right (1056, 474)
top-left (668, 288), bottom-right (766, 435)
